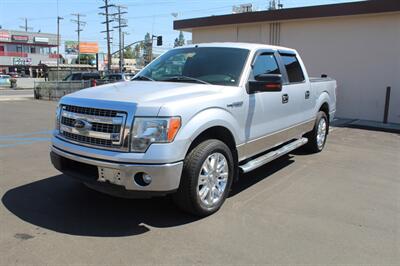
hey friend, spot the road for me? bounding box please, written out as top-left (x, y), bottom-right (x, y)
top-left (0, 99), bottom-right (399, 265)
top-left (0, 89), bottom-right (33, 101)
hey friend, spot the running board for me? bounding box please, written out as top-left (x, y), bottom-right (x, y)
top-left (239, 138), bottom-right (308, 173)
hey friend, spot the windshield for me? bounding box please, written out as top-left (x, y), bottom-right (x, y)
top-left (137, 47), bottom-right (249, 86)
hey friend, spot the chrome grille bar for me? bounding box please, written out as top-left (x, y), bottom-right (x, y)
top-left (60, 124), bottom-right (118, 140)
top-left (61, 110), bottom-right (123, 125)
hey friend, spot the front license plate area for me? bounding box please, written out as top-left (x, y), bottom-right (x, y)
top-left (98, 167), bottom-right (123, 185)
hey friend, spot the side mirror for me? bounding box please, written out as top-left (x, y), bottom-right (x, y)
top-left (248, 74), bottom-right (283, 94)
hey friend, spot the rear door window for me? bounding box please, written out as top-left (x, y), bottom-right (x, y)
top-left (280, 54), bottom-right (305, 83)
top-left (71, 73), bottom-right (82, 80)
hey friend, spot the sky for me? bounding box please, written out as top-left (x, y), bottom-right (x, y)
top-left (0, 0), bottom-right (362, 54)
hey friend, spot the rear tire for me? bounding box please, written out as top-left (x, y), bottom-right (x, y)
top-left (303, 111), bottom-right (328, 153)
top-left (173, 139), bottom-right (234, 217)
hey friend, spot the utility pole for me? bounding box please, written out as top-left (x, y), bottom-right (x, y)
top-left (99, 0), bottom-right (115, 72)
top-left (112, 5), bottom-right (128, 72)
top-left (71, 13), bottom-right (86, 64)
top-left (122, 31), bottom-right (129, 67)
top-left (56, 16), bottom-right (63, 83)
top-left (19, 17), bottom-right (33, 32)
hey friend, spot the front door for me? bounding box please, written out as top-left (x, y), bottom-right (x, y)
top-left (240, 51), bottom-right (293, 160)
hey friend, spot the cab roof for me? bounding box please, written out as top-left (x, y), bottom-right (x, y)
top-left (177, 42), bottom-right (297, 53)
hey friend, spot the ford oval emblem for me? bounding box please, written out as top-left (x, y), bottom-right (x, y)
top-left (74, 119), bottom-right (91, 131)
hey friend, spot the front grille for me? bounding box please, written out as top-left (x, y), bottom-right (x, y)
top-left (61, 131), bottom-right (112, 147)
top-left (59, 104), bottom-right (127, 150)
top-left (64, 105), bottom-right (118, 117)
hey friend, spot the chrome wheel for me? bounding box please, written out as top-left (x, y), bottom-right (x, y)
top-left (316, 118), bottom-right (327, 149)
top-left (197, 152), bottom-right (229, 207)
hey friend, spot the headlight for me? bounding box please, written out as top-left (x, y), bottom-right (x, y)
top-left (55, 104), bottom-right (61, 131)
top-left (131, 117), bottom-right (181, 152)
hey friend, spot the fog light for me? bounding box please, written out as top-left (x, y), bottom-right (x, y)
top-left (143, 173), bottom-right (152, 184)
top-left (134, 172), bottom-right (152, 186)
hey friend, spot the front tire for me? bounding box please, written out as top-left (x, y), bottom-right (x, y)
top-left (304, 111), bottom-right (329, 153)
top-left (173, 139), bottom-right (234, 216)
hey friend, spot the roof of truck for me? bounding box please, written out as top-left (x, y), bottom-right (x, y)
top-left (177, 42), bottom-right (296, 53)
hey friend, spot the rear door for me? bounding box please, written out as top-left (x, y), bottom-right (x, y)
top-left (278, 51), bottom-right (314, 124)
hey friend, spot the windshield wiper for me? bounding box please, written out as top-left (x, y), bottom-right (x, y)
top-left (161, 75), bottom-right (210, 85)
top-left (132, 75), bottom-right (154, 81)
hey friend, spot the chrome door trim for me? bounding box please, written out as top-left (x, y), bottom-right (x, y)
top-left (237, 118), bottom-right (315, 162)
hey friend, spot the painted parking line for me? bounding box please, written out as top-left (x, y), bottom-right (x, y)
top-left (0, 130), bottom-right (53, 139)
top-left (0, 139), bottom-right (51, 148)
top-left (0, 130), bottom-right (53, 148)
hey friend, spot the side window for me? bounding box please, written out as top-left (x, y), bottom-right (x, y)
top-left (252, 53), bottom-right (280, 79)
top-left (280, 54), bottom-right (305, 83)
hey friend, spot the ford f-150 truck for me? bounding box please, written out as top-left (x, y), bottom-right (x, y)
top-left (51, 43), bottom-right (336, 216)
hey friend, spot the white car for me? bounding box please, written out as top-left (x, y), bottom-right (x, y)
top-left (0, 75), bottom-right (11, 86)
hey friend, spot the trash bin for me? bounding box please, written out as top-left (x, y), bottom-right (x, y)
top-left (10, 78), bottom-right (17, 89)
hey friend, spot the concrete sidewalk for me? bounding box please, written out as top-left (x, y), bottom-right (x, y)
top-left (332, 118), bottom-right (400, 133)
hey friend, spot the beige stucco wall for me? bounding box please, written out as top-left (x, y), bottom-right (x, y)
top-left (191, 13), bottom-right (400, 124)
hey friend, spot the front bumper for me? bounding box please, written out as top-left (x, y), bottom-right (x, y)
top-left (51, 145), bottom-right (183, 194)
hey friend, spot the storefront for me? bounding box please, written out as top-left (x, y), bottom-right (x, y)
top-left (0, 29), bottom-right (59, 76)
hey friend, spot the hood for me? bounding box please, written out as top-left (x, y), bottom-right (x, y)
top-left (61, 81), bottom-right (224, 116)
top-left (64, 80), bottom-right (222, 104)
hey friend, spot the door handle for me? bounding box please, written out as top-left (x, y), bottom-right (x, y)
top-left (282, 94), bottom-right (289, 104)
top-left (305, 90), bottom-right (310, 99)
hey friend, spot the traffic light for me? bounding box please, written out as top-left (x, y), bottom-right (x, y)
top-left (157, 36), bottom-right (162, 46)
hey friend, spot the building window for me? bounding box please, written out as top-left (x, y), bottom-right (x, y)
top-left (6, 44), bottom-right (17, 52)
top-left (252, 53), bottom-right (280, 79)
top-left (280, 54), bottom-right (305, 83)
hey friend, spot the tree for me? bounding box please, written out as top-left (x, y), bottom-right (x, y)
top-left (124, 46), bottom-right (135, 59)
top-left (134, 43), bottom-right (142, 58)
top-left (143, 32), bottom-right (153, 65)
top-left (174, 31), bottom-right (185, 47)
top-left (77, 54), bottom-right (95, 65)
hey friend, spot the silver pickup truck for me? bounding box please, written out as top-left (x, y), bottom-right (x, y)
top-left (51, 43), bottom-right (336, 216)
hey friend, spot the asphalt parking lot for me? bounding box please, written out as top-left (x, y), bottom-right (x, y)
top-left (0, 99), bottom-right (399, 265)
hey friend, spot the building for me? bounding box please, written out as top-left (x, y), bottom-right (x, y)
top-left (174, 0), bottom-right (400, 124)
top-left (0, 29), bottom-right (59, 77)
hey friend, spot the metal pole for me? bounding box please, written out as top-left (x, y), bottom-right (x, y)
top-left (121, 32), bottom-right (125, 72)
top-left (57, 16), bottom-right (63, 83)
top-left (77, 14), bottom-right (80, 64)
top-left (105, 0), bottom-right (112, 72)
top-left (118, 6), bottom-right (122, 72)
top-left (383, 86), bottom-right (391, 124)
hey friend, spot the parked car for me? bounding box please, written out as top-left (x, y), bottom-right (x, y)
top-left (63, 72), bottom-right (101, 81)
top-left (7, 72), bottom-right (19, 78)
top-left (51, 43), bottom-right (336, 216)
top-left (103, 73), bottom-right (135, 81)
top-left (0, 75), bottom-right (11, 86)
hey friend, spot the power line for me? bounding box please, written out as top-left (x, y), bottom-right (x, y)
top-left (71, 13), bottom-right (87, 64)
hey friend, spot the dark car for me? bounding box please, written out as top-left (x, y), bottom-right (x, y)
top-left (63, 72), bottom-right (101, 81)
top-left (103, 73), bottom-right (134, 82)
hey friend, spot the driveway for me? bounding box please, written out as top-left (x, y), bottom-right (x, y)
top-left (0, 100), bottom-right (399, 264)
